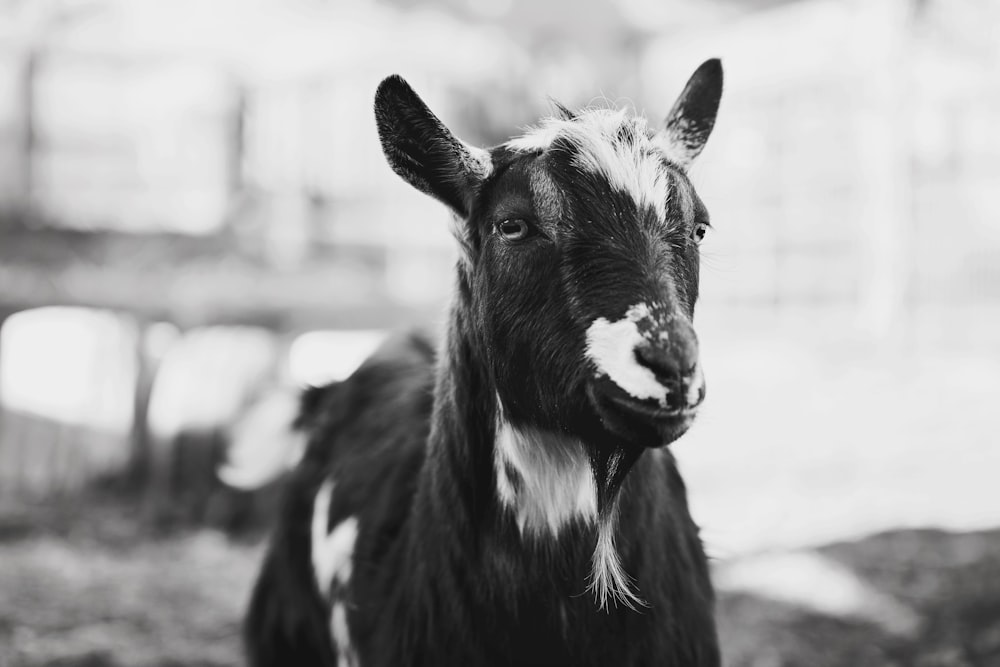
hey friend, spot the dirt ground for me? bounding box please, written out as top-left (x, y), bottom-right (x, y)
top-left (0, 501), bottom-right (258, 667)
top-left (2, 498), bottom-right (999, 667)
top-left (718, 528), bottom-right (1000, 667)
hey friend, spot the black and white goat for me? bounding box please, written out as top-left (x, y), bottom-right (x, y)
top-left (246, 60), bottom-right (725, 667)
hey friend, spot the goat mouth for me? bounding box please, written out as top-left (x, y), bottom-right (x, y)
top-left (587, 380), bottom-right (698, 448)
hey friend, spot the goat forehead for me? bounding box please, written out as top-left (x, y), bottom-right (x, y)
top-left (527, 159), bottom-right (565, 223)
top-left (506, 109), bottom-right (673, 222)
top-left (506, 108), bottom-right (642, 153)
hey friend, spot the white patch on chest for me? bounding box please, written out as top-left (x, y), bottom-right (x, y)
top-left (494, 416), bottom-right (597, 537)
top-left (310, 479), bottom-right (360, 665)
top-left (494, 409), bottom-right (645, 610)
top-left (584, 303), bottom-right (669, 406)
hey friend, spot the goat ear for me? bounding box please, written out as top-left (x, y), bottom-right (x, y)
top-left (375, 75), bottom-right (492, 218)
top-left (658, 59), bottom-right (723, 169)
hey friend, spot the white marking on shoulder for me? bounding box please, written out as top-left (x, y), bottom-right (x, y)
top-left (585, 303), bottom-right (669, 406)
top-left (505, 109), bottom-right (671, 221)
top-left (494, 409), bottom-right (596, 537)
top-left (310, 479), bottom-right (359, 597)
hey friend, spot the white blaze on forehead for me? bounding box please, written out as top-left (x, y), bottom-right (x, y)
top-left (505, 109), bottom-right (670, 221)
top-left (310, 479), bottom-right (359, 597)
top-left (494, 409), bottom-right (597, 537)
top-left (505, 122), bottom-right (563, 152)
top-left (585, 303), bottom-right (670, 407)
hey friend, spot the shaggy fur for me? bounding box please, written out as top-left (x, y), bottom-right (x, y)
top-left (246, 60), bottom-right (725, 667)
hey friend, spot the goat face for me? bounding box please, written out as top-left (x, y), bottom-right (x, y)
top-left (375, 61), bottom-right (722, 452)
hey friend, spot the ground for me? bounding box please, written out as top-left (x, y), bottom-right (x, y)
top-left (718, 529), bottom-right (1000, 667)
top-left (0, 500), bottom-right (256, 667)
top-left (2, 498), bottom-right (999, 667)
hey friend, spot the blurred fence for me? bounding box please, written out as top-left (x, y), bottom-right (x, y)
top-left (0, 2), bottom-right (527, 505)
top-left (0, 308), bottom-right (133, 500)
top-left (0, 0), bottom-right (997, 522)
top-left (644, 0), bottom-right (1000, 343)
top-left (0, 408), bottom-right (129, 500)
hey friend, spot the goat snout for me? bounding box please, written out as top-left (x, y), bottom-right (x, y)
top-left (585, 306), bottom-right (706, 447)
top-left (585, 305), bottom-right (706, 411)
top-left (634, 329), bottom-right (705, 412)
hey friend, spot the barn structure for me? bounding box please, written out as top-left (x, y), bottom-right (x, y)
top-left (0, 0), bottom-right (529, 506)
top-left (1, 0), bottom-right (997, 527)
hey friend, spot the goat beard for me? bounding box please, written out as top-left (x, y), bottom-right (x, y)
top-left (582, 440), bottom-right (651, 610)
top-left (588, 442), bottom-right (643, 517)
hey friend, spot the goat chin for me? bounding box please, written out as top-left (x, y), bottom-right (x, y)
top-left (587, 382), bottom-right (698, 450)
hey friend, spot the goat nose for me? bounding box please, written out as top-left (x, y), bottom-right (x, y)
top-left (635, 328), bottom-right (699, 378)
top-left (635, 342), bottom-right (695, 379)
top-left (634, 330), bottom-right (704, 411)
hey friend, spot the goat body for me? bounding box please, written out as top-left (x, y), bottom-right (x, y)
top-left (247, 61), bottom-right (725, 667)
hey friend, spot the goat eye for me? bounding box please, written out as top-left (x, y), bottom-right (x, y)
top-left (496, 219), bottom-right (532, 241)
top-left (691, 222), bottom-right (709, 244)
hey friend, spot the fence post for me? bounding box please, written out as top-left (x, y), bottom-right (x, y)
top-left (852, 0), bottom-right (915, 344)
top-left (16, 49), bottom-right (39, 217)
top-left (126, 318), bottom-right (160, 491)
top-left (0, 311), bottom-right (6, 497)
top-left (227, 82), bottom-right (247, 200)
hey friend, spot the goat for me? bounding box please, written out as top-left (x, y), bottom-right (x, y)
top-left (246, 59), bottom-right (725, 667)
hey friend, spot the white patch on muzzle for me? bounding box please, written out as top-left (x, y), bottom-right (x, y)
top-left (584, 303), bottom-right (670, 406)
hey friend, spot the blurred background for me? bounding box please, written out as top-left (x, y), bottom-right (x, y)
top-left (0, 0), bottom-right (998, 665)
